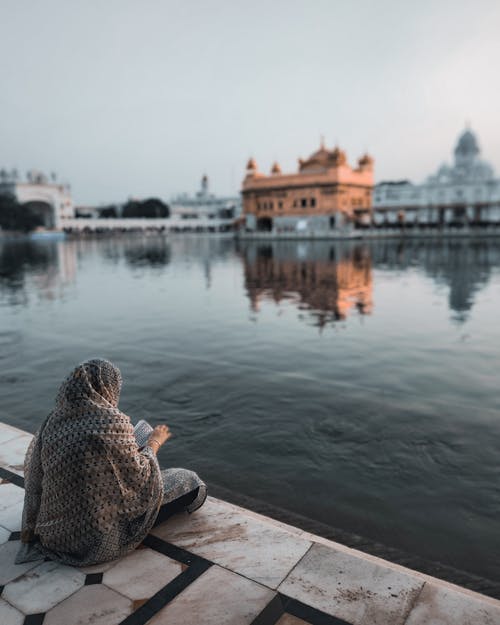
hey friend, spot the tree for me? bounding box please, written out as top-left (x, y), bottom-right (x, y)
top-left (98, 205), bottom-right (118, 218)
top-left (141, 198), bottom-right (170, 218)
top-left (0, 194), bottom-right (44, 232)
top-left (122, 198), bottom-right (170, 218)
top-left (122, 200), bottom-right (141, 218)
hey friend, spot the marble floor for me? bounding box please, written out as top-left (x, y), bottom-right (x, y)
top-left (1, 421), bottom-right (499, 625)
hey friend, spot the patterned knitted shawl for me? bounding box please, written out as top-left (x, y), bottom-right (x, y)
top-left (16, 359), bottom-right (163, 566)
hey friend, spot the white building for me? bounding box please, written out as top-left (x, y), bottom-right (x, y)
top-left (373, 129), bottom-right (500, 226)
top-left (170, 175), bottom-right (241, 222)
top-left (0, 169), bottom-right (74, 229)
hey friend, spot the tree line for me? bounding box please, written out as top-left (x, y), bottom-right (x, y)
top-left (95, 198), bottom-right (170, 219)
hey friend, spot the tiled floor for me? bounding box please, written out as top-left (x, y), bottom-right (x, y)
top-left (1, 421), bottom-right (500, 625)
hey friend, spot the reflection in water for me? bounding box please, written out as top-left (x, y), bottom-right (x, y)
top-left (122, 237), bottom-right (171, 269)
top-left (0, 240), bottom-right (76, 304)
top-left (369, 239), bottom-right (500, 323)
top-left (240, 242), bottom-right (373, 327)
top-left (1, 237), bottom-right (500, 324)
top-left (239, 239), bottom-right (500, 325)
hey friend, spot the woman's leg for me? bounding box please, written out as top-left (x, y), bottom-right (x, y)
top-left (160, 468), bottom-right (208, 514)
top-left (153, 487), bottom-right (200, 526)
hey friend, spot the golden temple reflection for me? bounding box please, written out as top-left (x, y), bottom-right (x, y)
top-left (240, 242), bottom-right (373, 327)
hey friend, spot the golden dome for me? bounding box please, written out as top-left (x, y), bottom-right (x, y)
top-left (271, 162), bottom-right (282, 175)
top-left (329, 146), bottom-right (347, 166)
top-left (358, 153), bottom-right (374, 166)
top-left (246, 158), bottom-right (258, 171)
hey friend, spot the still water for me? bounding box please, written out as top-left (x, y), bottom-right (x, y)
top-left (1, 235), bottom-right (499, 581)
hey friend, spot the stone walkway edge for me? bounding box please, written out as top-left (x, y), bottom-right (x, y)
top-left (1, 420), bottom-right (499, 625)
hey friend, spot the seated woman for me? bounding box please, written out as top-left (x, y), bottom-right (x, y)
top-left (16, 358), bottom-right (206, 566)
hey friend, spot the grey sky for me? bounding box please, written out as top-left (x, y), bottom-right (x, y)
top-left (1, 0), bottom-right (499, 205)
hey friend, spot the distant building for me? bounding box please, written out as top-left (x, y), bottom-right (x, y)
top-left (170, 175), bottom-right (241, 222)
top-left (0, 169), bottom-right (74, 229)
top-left (241, 141), bottom-right (374, 233)
top-left (373, 128), bottom-right (500, 226)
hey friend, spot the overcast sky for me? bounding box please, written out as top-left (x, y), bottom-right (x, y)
top-left (1, 0), bottom-right (499, 205)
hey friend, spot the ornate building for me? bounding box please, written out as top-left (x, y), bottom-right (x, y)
top-left (373, 128), bottom-right (500, 226)
top-left (0, 169), bottom-right (74, 229)
top-left (241, 142), bottom-right (374, 233)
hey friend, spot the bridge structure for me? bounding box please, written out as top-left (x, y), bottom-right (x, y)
top-left (62, 216), bottom-right (236, 233)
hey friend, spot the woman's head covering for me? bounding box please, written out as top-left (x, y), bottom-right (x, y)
top-left (56, 358), bottom-right (123, 409)
top-left (17, 358), bottom-right (163, 567)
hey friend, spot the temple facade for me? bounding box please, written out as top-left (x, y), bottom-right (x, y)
top-left (373, 128), bottom-right (500, 226)
top-left (241, 142), bottom-right (374, 233)
top-left (0, 169), bottom-right (74, 229)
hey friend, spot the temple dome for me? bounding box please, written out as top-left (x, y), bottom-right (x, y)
top-left (358, 153), bottom-right (374, 167)
top-left (271, 162), bottom-right (282, 175)
top-left (246, 158), bottom-right (258, 171)
top-left (455, 129), bottom-right (479, 158)
top-left (328, 146), bottom-right (347, 166)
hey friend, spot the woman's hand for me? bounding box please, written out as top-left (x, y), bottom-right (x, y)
top-left (147, 424), bottom-right (172, 453)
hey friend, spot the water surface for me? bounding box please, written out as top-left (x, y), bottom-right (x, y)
top-left (1, 235), bottom-right (499, 581)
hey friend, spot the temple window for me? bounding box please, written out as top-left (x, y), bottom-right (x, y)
top-left (311, 198), bottom-right (316, 207)
top-left (301, 198), bottom-right (307, 208)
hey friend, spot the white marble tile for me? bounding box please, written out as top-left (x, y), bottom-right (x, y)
top-left (148, 564), bottom-right (275, 625)
top-left (0, 433), bottom-right (32, 474)
top-left (43, 585), bottom-right (133, 625)
top-left (0, 423), bottom-right (29, 446)
top-left (0, 501), bottom-right (22, 532)
top-left (278, 543), bottom-right (424, 625)
top-left (0, 525), bottom-right (11, 544)
top-left (80, 559), bottom-right (120, 574)
top-left (103, 547), bottom-right (182, 600)
top-left (0, 541), bottom-right (39, 585)
top-left (0, 483), bottom-right (24, 532)
top-left (0, 599), bottom-right (24, 625)
top-left (405, 582), bottom-right (500, 625)
top-left (0, 483), bottom-right (25, 510)
top-left (151, 497), bottom-right (311, 589)
top-left (3, 560), bottom-right (85, 614)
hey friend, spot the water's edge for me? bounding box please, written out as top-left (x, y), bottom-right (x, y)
top-left (208, 482), bottom-right (500, 600)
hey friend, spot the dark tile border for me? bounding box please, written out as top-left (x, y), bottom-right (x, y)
top-left (23, 614), bottom-right (45, 625)
top-left (0, 466), bottom-right (25, 488)
top-left (251, 593), bottom-right (354, 625)
top-left (250, 594), bottom-right (284, 625)
top-left (142, 533), bottom-right (208, 567)
top-left (84, 572), bottom-right (103, 585)
top-left (117, 557), bottom-right (211, 625)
